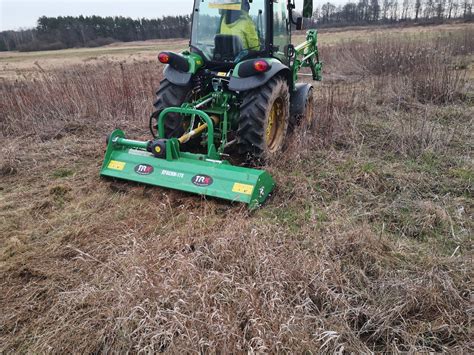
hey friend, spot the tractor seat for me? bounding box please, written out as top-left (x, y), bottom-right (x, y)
top-left (213, 34), bottom-right (244, 62)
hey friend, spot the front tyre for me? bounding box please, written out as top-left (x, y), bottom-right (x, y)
top-left (301, 87), bottom-right (315, 130)
top-left (237, 76), bottom-right (290, 161)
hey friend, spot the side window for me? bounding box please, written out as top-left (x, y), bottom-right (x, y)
top-left (248, 0), bottom-right (266, 49)
top-left (273, 0), bottom-right (289, 64)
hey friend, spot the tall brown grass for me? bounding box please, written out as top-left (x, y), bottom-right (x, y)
top-left (323, 27), bottom-right (472, 103)
top-left (0, 61), bottom-right (160, 138)
top-left (1, 27), bottom-right (471, 139)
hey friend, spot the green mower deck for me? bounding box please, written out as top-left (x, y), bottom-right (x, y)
top-left (100, 129), bottom-right (275, 209)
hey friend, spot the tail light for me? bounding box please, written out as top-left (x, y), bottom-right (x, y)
top-left (158, 52), bottom-right (170, 64)
top-left (157, 52), bottom-right (190, 72)
top-left (254, 60), bottom-right (270, 73)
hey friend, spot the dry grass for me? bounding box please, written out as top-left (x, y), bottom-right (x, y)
top-left (0, 61), bottom-right (160, 138)
top-left (1, 24), bottom-right (473, 352)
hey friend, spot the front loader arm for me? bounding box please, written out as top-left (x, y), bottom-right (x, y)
top-left (292, 29), bottom-right (323, 84)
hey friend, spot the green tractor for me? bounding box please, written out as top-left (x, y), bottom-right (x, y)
top-left (101, 0), bottom-right (322, 208)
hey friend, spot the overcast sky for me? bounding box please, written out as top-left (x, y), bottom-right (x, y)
top-left (0, 0), bottom-right (344, 31)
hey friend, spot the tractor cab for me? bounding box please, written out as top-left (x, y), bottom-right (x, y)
top-left (191, 0), bottom-right (291, 67)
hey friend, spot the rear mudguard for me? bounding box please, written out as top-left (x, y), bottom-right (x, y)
top-left (229, 60), bottom-right (290, 92)
top-left (164, 66), bottom-right (192, 86)
top-left (162, 52), bottom-right (204, 86)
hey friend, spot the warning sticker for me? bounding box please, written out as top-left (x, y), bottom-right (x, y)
top-left (108, 160), bottom-right (126, 171)
top-left (232, 183), bottom-right (254, 195)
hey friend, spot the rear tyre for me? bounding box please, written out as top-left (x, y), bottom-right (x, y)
top-left (153, 78), bottom-right (191, 138)
top-left (237, 76), bottom-right (290, 161)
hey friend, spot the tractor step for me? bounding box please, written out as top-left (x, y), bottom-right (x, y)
top-left (100, 130), bottom-right (275, 209)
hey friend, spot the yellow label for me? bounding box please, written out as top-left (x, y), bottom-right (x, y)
top-left (232, 183), bottom-right (254, 195)
top-left (217, 72), bottom-right (227, 77)
top-left (108, 160), bottom-right (126, 171)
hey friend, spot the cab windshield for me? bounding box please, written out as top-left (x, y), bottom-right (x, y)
top-left (191, 0), bottom-right (266, 62)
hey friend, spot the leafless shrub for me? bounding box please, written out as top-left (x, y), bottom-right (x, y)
top-left (312, 83), bottom-right (372, 149)
top-left (85, 37), bottom-right (116, 48)
top-left (391, 109), bottom-right (458, 157)
top-left (0, 139), bottom-right (22, 176)
top-left (449, 26), bottom-right (474, 55)
top-left (17, 40), bottom-right (67, 52)
top-left (328, 29), bottom-right (471, 104)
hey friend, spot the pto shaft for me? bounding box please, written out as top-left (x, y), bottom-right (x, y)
top-left (178, 115), bottom-right (220, 144)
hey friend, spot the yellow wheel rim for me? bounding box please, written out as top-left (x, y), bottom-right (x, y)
top-left (266, 98), bottom-right (285, 152)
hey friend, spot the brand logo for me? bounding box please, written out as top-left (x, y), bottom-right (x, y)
top-left (134, 164), bottom-right (154, 175)
top-left (191, 175), bottom-right (213, 187)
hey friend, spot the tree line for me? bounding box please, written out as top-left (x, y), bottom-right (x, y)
top-left (0, 0), bottom-right (472, 52)
top-left (0, 15), bottom-right (191, 52)
top-left (311, 0), bottom-right (472, 26)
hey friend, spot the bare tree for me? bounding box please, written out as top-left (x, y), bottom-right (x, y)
top-left (402, 0), bottom-right (411, 19)
top-left (382, 0), bottom-right (391, 18)
top-left (435, 0), bottom-right (446, 18)
top-left (424, 0), bottom-right (435, 18)
top-left (452, 0), bottom-right (461, 17)
top-left (371, 0), bottom-right (382, 19)
top-left (462, 0), bottom-right (473, 18)
top-left (391, 0), bottom-right (400, 19)
top-left (414, 0), bottom-right (423, 18)
top-left (446, 0), bottom-right (454, 17)
top-left (321, 2), bottom-right (337, 23)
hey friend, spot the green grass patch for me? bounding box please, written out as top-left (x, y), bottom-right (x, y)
top-left (52, 168), bottom-right (74, 178)
top-left (361, 162), bottom-right (376, 173)
top-left (449, 167), bottom-right (473, 182)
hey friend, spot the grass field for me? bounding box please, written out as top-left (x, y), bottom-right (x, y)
top-left (1, 23), bottom-right (473, 352)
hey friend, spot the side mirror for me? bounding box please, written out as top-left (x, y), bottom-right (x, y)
top-left (303, 0), bottom-right (313, 18)
top-left (296, 17), bottom-right (303, 31)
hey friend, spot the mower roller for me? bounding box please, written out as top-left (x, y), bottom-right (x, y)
top-left (101, 0), bottom-right (322, 208)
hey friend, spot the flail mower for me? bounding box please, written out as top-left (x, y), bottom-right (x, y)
top-left (101, 0), bottom-right (322, 209)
